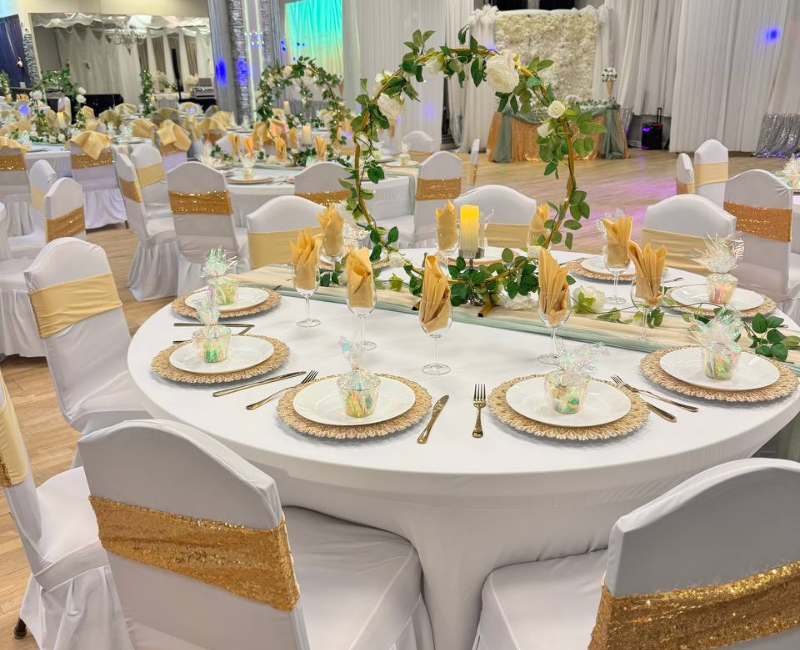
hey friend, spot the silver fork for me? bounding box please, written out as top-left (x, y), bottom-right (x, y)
top-left (472, 384), bottom-right (486, 438)
top-left (246, 371), bottom-right (318, 411)
top-left (611, 375), bottom-right (698, 412)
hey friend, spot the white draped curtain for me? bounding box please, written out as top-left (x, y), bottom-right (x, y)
top-left (444, 0), bottom-right (476, 150)
top-left (460, 5), bottom-right (498, 152)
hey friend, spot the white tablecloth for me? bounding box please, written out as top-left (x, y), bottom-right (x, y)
top-left (25, 144), bottom-right (72, 178)
top-left (153, 92), bottom-right (180, 109)
top-left (127, 250), bottom-right (800, 650)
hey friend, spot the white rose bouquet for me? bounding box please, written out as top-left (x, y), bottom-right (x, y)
top-left (485, 51), bottom-right (519, 95)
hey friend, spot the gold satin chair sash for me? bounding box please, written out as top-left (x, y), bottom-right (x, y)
top-left (135, 162), bottom-right (166, 188)
top-left (89, 496), bottom-right (300, 612)
top-left (694, 161), bottom-right (728, 187)
top-left (0, 379), bottom-right (27, 487)
top-left (485, 223), bottom-right (529, 249)
top-left (120, 178), bottom-right (143, 203)
top-left (640, 228), bottom-right (708, 276)
top-left (675, 180), bottom-right (695, 194)
top-left (30, 184), bottom-right (46, 212)
top-left (29, 272), bottom-right (122, 338)
top-left (415, 177), bottom-right (462, 201)
top-left (249, 228), bottom-right (322, 268)
top-left (71, 151), bottom-right (113, 170)
top-left (295, 189), bottom-right (349, 206)
top-left (723, 201), bottom-right (792, 243)
top-left (159, 143), bottom-right (184, 157)
top-left (0, 154), bottom-right (26, 172)
top-left (589, 560), bottom-right (800, 650)
top-left (45, 206), bottom-right (85, 242)
top-left (169, 190), bottom-right (232, 215)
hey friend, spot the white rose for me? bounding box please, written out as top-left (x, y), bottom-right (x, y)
top-left (485, 52), bottom-right (518, 94)
top-left (354, 133), bottom-right (371, 151)
top-left (537, 120), bottom-right (552, 139)
top-left (388, 251), bottom-right (405, 268)
top-left (283, 65), bottom-right (293, 76)
top-left (547, 100), bottom-right (566, 119)
top-left (424, 56), bottom-right (443, 77)
top-left (48, 135), bottom-right (56, 143)
top-left (57, 133), bottom-right (65, 143)
top-left (78, 87), bottom-right (86, 94)
top-left (527, 245), bottom-right (542, 259)
top-left (76, 94), bottom-right (86, 104)
top-left (573, 285), bottom-right (606, 313)
top-left (497, 291), bottom-right (537, 311)
top-left (31, 90), bottom-right (43, 100)
top-left (377, 94), bottom-right (404, 121)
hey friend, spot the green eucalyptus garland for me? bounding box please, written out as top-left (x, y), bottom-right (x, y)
top-left (139, 69), bottom-right (155, 117)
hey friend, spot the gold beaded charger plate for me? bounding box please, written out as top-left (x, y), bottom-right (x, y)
top-left (640, 346), bottom-right (798, 403)
top-left (488, 375), bottom-right (649, 441)
top-left (277, 374), bottom-right (431, 439)
top-left (171, 289), bottom-right (281, 319)
top-left (152, 335), bottom-right (289, 385)
top-left (566, 259), bottom-right (634, 282)
top-left (666, 286), bottom-right (775, 318)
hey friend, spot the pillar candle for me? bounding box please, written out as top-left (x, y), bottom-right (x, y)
top-left (283, 100), bottom-right (291, 114)
top-left (302, 124), bottom-right (312, 145)
top-left (460, 205), bottom-right (480, 255)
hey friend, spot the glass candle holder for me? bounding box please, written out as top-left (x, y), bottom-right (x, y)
top-left (701, 344), bottom-right (741, 380)
top-left (209, 276), bottom-right (239, 306)
top-left (241, 153), bottom-right (256, 179)
top-left (707, 272), bottom-right (737, 306)
top-left (544, 370), bottom-right (589, 415)
top-left (337, 371), bottom-right (381, 418)
top-left (193, 325), bottom-right (231, 363)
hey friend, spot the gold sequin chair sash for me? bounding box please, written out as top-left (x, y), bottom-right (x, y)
top-left (675, 180), bottom-right (695, 195)
top-left (30, 184), bottom-right (46, 212)
top-left (135, 162), bottom-right (166, 188)
top-left (640, 228), bottom-right (710, 275)
top-left (415, 177), bottom-right (462, 201)
top-left (28, 272), bottom-right (122, 338)
top-left (0, 377), bottom-right (27, 487)
top-left (70, 150), bottom-right (113, 170)
top-left (0, 153), bottom-right (26, 172)
top-left (589, 560), bottom-right (800, 650)
top-left (249, 227), bottom-right (322, 268)
top-left (169, 189), bottom-right (232, 215)
top-left (694, 161), bottom-right (728, 187)
top-left (723, 201), bottom-right (792, 243)
top-left (45, 206), bottom-right (85, 243)
top-left (484, 223), bottom-right (529, 249)
top-left (295, 189), bottom-right (349, 206)
top-left (89, 496), bottom-right (300, 612)
top-left (120, 178), bottom-right (143, 203)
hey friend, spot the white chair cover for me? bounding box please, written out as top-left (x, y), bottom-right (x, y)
top-left (167, 162), bottom-right (250, 294)
top-left (0, 369), bottom-right (129, 650)
top-left (454, 184), bottom-right (536, 224)
top-left (78, 419), bottom-right (433, 650)
top-left (694, 138), bottom-right (728, 206)
top-left (293, 161), bottom-right (349, 198)
top-left (23, 238), bottom-right (149, 437)
top-left (69, 143), bottom-right (126, 229)
top-left (115, 155), bottom-right (179, 300)
top-left (162, 149), bottom-right (187, 173)
top-left (675, 152), bottom-right (694, 194)
top-left (643, 194), bottom-right (736, 237)
top-left (248, 195), bottom-right (322, 232)
top-left (474, 458), bottom-right (800, 650)
top-left (129, 143), bottom-right (171, 219)
top-left (727, 169), bottom-right (800, 318)
top-left (9, 159), bottom-right (57, 259)
top-left (401, 130), bottom-right (436, 154)
top-left (467, 138), bottom-right (480, 189)
top-left (0, 202), bottom-right (9, 261)
top-left (0, 145), bottom-right (32, 237)
top-left (43, 177), bottom-right (87, 242)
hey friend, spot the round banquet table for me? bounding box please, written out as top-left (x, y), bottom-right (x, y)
top-left (127, 249), bottom-right (800, 650)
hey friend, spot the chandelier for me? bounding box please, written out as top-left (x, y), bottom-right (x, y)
top-left (108, 24), bottom-right (144, 47)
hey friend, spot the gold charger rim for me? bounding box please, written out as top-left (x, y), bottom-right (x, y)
top-left (171, 289), bottom-right (281, 319)
top-left (640, 345), bottom-right (798, 402)
top-left (665, 286), bottom-right (776, 318)
top-left (151, 335), bottom-right (290, 384)
top-left (566, 259), bottom-right (634, 282)
top-left (277, 374), bottom-right (431, 439)
top-left (488, 374), bottom-right (649, 441)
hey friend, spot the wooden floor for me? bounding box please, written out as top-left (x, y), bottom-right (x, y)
top-left (0, 148), bottom-right (783, 648)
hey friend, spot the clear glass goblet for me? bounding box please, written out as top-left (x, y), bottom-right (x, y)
top-left (419, 299), bottom-right (452, 375)
top-left (630, 279), bottom-right (660, 342)
top-left (347, 291), bottom-right (377, 350)
top-left (537, 295), bottom-right (572, 365)
top-left (603, 245), bottom-right (632, 305)
top-left (293, 265), bottom-right (321, 328)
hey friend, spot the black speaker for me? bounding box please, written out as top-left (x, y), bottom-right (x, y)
top-left (641, 107), bottom-right (663, 150)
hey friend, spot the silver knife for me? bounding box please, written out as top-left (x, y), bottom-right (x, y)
top-left (417, 395), bottom-right (449, 444)
top-left (212, 371), bottom-right (306, 397)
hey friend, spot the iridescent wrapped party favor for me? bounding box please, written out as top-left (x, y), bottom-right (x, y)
top-left (543, 340), bottom-right (608, 415)
top-left (202, 248), bottom-right (239, 306)
top-left (779, 155), bottom-right (800, 191)
top-left (191, 287), bottom-right (232, 363)
top-left (694, 236), bottom-right (744, 306)
top-left (690, 308), bottom-right (743, 380)
top-left (336, 336), bottom-right (381, 418)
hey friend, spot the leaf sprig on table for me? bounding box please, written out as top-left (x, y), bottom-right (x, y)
top-left (687, 310), bottom-right (799, 362)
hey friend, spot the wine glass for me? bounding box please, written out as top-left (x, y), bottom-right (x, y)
top-left (347, 290), bottom-right (377, 351)
top-left (419, 298), bottom-right (452, 375)
top-left (436, 225), bottom-right (459, 265)
top-left (602, 244), bottom-right (631, 305)
top-left (630, 279), bottom-right (660, 342)
top-left (537, 294), bottom-right (572, 365)
top-left (293, 264), bottom-right (320, 327)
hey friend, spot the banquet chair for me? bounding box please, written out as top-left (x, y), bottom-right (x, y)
top-left (9, 159), bottom-right (57, 259)
top-left (294, 161), bottom-right (350, 206)
top-left (726, 169), bottom-right (800, 319)
top-left (675, 152), bottom-right (694, 194)
top-left (693, 138), bottom-right (728, 206)
top-left (467, 138), bottom-right (480, 189)
top-left (116, 155), bottom-right (179, 300)
top-left (167, 161), bottom-right (250, 294)
top-left (401, 130), bottom-right (436, 161)
top-left (24, 237), bottom-right (150, 443)
top-left (152, 107), bottom-right (180, 126)
top-left (473, 458), bottom-right (800, 650)
top-left (0, 368), bottom-right (129, 650)
top-left (205, 104), bottom-right (220, 117)
top-left (79, 418), bottom-right (434, 650)
top-left (247, 195), bottom-right (323, 268)
top-left (642, 194), bottom-right (736, 274)
top-left (69, 141), bottom-right (126, 229)
top-left (0, 144), bottom-right (32, 237)
top-left (130, 142), bottom-right (171, 219)
top-left (454, 185), bottom-right (536, 250)
top-left (156, 121), bottom-right (190, 172)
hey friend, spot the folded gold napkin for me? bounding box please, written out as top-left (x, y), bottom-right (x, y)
top-left (99, 108), bottom-right (122, 128)
top-left (199, 115), bottom-right (227, 136)
top-left (269, 118), bottom-right (286, 138)
top-left (602, 215), bottom-right (633, 268)
top-left (288, 127), bottom-right (298, 149)
top-left (420, 255), bottom-right (452, 334)
top-left (215, 111), bottom-right (234, 128)
top-left (0, 118), bottom-right (32, 137)
top-left (252, 121), bottom-right (273, 148)
top-left (0, 136), bottom-right (29, 151)
top-left (318, 204), bottom-right (344, 257)
top-left (115, 103), bottom-right (136, 116)
top-left (182, 115), bottom-right (200, 140)
top-left (628, 241), bottom-right (667, 307)
top-left (436, 200), bottom-right (458, 251)
top-left (538, 248), bottom-right (570, 326)
top-left (346, 248), bottom-right (375, 309)
top-left (158, 122), bottom-right (191, 151)
top-left (315, 135), bottom-right (327, 160)
top-left (243, 137), bottom-right (254, 156)
top-left (275, 136), bottom-right (287, 162)
top-left (80, 106), bottom-right (95, 119)
top-left (529, 203), bottom-right (550, 247)
top-left (84, 118), bottom-right (101, 132)
top-left (131, 118), bottom-right (156, 140)
top-left (289, 228), bottom-right (321, 291)
top-left (70, 131), bottom-right (111, 159)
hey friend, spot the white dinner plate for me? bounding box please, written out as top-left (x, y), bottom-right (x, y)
top-left (505, 377), bottom-right (631, 428)
top-left (226, 172), bottom-right (275, 185)
top-left (670, 284), bottom-right (764, 311)
top-left (169, 336), bottom-right (274, 374)
top-left (384, 160), bottom-right (420, 168)
top-left (659, 347), bottom-right (780, 391)
top-left (580, 256), bottom-right (634, 277)
top-left (293, 376), bottom-right (415, 426)
top-left (185, 287), bottom-right (270, 313)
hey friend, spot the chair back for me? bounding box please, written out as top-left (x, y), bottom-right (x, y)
top-left (414, 151), bottom-right (463, 243)
top-left (467, 138), bottom-right (480, 188)
top-left (675, 153), bottom-right (694, 194)
top-left (28, 159), bottom-right (58, 233)
top-left (115, 154), bottom-right (150, 243)
top-left (0, 145), bottom-right (29, 193)
top-left (401, 130), bottom-right (436, 159)
top-left (130, 143), bottom-right (169, 216)
top-left (167, 162), bottom-right (239, 264)
top-left (43, 177), bottom-right (86, 243)
top-left (69, 142), bottom-right (115, 188)
top-left (593, 459), bottom-right (800, 649)
top-left (57, 96), bottom-right (71, 117)
top-left (693, 138), bottom-right (728, 206)
top-left (726, 169), bottom-right (793, 300)
top-left (0, 203), bottom-right (9, 260)
top-left (294, 161), bottom-right (349, 206)
top-left (247, 195), bottom-right (322, 267)
top-left (454, 184), bottom-right (536, 249)
top-left (152, 107), bottom-right (180, 126)
top-left (24, 238), bottom-right (129, 428)
top-left (79, 419), bottom-right (309, 650)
